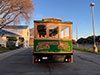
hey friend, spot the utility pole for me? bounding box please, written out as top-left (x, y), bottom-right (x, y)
top-left (76, 24), bottom-right (78, 47)
top-left (90, 0), bottom-right (98, 53)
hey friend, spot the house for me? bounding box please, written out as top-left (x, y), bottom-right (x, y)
top-left (29, 28), bottom-right (34, 46)
top-left (0, 29), bottom-right (20, 47)
top-left (3, 25), bottom-right (30, 47)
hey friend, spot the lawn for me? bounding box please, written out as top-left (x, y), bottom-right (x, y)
top-left (0, 47), bottom-right (9, 53)
top-left (73, 45), bottom-right (100, 54)
top-left (0, 46), bottom-right (19, 53)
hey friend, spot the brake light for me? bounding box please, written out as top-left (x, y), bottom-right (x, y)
top-left (35, 59), bottom-right (38, 62)
top-left (32, 51), bottom-right (34, 54)
top-left (35, 59), bottom-right (41, 62)
top-left (72, 50), bottom-right (75, 52)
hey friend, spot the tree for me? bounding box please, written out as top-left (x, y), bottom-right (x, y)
top-left (77, 38), bottom-right (87, 44)
top-left (7, 36), bottom-right (17, 41)
top-left (72, 39), bottom-right (77, 44)
top-left (0, 0), bottom-right (34, 29)
top-left (96, 35), bottom-right (100, 44)
top-left (77, 35), bottom-right (100, 44)
top-left (86, 36), bottom-right (94, 44)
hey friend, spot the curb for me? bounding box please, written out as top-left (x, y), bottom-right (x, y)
top-left (75, 50), bottom-right (100, 65)
top-left (0, 47), bottom-right (28, 60)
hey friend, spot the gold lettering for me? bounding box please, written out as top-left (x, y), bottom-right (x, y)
top-left (36, 42), bottom-right (58, 51)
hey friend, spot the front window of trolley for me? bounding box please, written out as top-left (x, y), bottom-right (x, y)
top-left (34, 21), bottom-right (72, 40)
top-left (47, 25), bottom-right (59, 39)
top-left (47, 25), bottom-right (72, 40)
top-left (37, 25), bottom-right (47, 38)
top-left (59, 25), bottom-right (72, 40)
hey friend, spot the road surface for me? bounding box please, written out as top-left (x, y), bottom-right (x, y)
top-left (0, 48), bottom-right (100, 75)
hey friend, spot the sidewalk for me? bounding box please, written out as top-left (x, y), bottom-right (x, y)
top-left (0, 47), bottom-right (28, 60)
top-left (75, 50), bottom-right (100, 65)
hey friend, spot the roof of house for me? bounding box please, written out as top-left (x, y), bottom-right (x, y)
top-left (4, 25), bottom-right (28, 29)
top-left (0, 29), bottom-right (20, 37)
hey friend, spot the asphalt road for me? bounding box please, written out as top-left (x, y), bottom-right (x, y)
top-left (0, 48), bottom-right (100, 75)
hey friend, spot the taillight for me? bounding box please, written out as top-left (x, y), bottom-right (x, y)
top-left (35, 59), bottom-right (38, 62)
top-left (68, 59), bottom-right (71, 62)
top-left (34, 59), bottom-right (41, 62)
top-left (65, 58), bottom-right (71, 62)
top-left (32, 51), bottom-right (34, 54)
top-left (72, 50), bottom-right (75, 52)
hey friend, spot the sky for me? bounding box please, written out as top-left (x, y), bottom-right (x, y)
top-left (30, 0), bottom-right (100, 39)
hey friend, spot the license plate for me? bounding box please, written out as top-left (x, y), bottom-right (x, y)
top-left (42, 57), bottom-right (48, 59)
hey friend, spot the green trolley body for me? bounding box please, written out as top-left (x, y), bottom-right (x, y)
top-left (34, 39), bottom-right (72, 53)
top-left (32, 18), bottom-right (73, 63)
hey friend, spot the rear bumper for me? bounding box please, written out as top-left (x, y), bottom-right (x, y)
top-left (33, 52), bottom-right (73, 55)
top-left (32, 52), bottom-right (73, 63)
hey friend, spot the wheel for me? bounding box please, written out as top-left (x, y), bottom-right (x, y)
top-left (32, 56), bottom-right (34, 64)
top-left (70, 55), bottom-right (73, 63)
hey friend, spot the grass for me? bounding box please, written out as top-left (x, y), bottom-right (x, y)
top-left (0, 47), bottom-right (9, 53)
top-left (0, 46), bottom-right (19, 53)
top-left (73, 47), bottom-right (100, 54)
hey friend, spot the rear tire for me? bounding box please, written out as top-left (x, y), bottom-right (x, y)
top-left (32, 56), bottom-right (34, 64)
top-left (70, 55), bottom-right (73, 63)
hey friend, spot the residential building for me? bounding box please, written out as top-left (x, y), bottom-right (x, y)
top-left (29, 28), bottom-right (34, 46)
top-left (0, 29), bottom-right (20, 47)
top-left (3, 25), bottom-right (30, 47)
